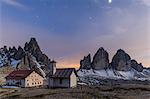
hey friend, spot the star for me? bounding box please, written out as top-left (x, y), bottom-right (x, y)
top-left (108, 0), bottom-right (112, 4)
top-left (89, 16), bottom-right (93, 20)
top-left (35, 15), bottom-right (40, 19)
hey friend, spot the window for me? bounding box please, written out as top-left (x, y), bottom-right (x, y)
top-left (32, 83), bottom-right (34, 85)
top-left (35, 82), bottom-right (36, 85)
top-left (59, 79), bottom-right (62, 84)
top-left (27, 83), bottom-right (29, 86)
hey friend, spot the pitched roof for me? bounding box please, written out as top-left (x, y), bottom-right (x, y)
top-left (5, 70), bottom-right (33, 80)
top-left (51, 68), bottom-right (77, 78)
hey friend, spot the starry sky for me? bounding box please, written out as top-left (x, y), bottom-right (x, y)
top-left (0, 0), bottom-right (150, 68)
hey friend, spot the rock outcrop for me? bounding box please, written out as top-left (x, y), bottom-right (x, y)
top-left (24, 38), bottom-right (50, 67)
top-left (131, 60), bottom-right (143, 72)
top-left (111, 49), bottom-right (131, 71)
top-left (80, 54), bottom-right (91, 69)
top-left (0, 38), bottom-right (51, 77)
top-left (16, 53), bottom-right (30, 70)
top-left (16, 53), bottom-right (46, 77)
top-left (92, 47), bottom-right (109, 70)
top-left (14, 46), bottom-right (25, 60)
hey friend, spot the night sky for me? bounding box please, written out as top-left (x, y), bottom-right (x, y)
top-left (0, 0), bottom-right (150, 68)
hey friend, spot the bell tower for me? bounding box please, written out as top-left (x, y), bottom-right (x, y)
top-left (50, 60), bottom-right (56, 75)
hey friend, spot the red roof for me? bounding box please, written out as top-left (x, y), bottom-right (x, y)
top-left (51, 68), bottom-right (77, 78)
top-left (5, 70), bottom-right (33, 80)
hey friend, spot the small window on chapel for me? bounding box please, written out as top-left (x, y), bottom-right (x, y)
top-left (60, 79), bottom-right (62, 84)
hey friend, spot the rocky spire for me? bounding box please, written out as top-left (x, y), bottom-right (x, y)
top-left (80, 54), bottom-right (92, 69)
top-left (92, 47), bottom-right (109, 70)
top-left (111, 49), bottom-right (131, 71)
top-left (131, 60), bottom-right (143, 72)
top-left (14, 46), bottom-right (25, 60)
top-left (16, 53), bottom-right (46, 77)
top-left (24, 38), bottom-right (50, 67)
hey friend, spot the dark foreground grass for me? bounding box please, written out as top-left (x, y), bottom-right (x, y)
top-left (1, 84), bottom-right (150, 99)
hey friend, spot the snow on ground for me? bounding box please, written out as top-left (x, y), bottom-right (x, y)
top-left (11, 59), bottom-right (20, 68)
top-left (1, 86), bottom-right (19, 88)
top-left (78, 69), bottom-right (150, 81)
top-left (31, 55), bottom-right (46, 78)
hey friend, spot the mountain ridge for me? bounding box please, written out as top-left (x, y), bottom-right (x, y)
top-left (78, 47), bottom-right (150, 85)
top-left (0, 38), bottom-right (52, 77)
top-left (79, 47), bottom-right (145, 71)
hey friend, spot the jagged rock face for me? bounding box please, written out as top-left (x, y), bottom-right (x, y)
top-left (14, 46), bottom-right (25, 60)
top-left (17, 53), bottom-right (46, 77)
top-left (0, 46), bottom-right (14, 66)
top-left (92, 47), bottom-right (109, 70)
top-left (111, 49), bottom-right (131, 71)
top-left (131, 60), bottom-right (143, 72)
top-left (0, 38), bottom-right (51, 77)
top-left (16, 53), bottom-right (30, 70)
top-left (3, 46), bottom-right (8, 53)
top-left (80, 54), bottom-right (91, 69)
top-left (9, 46), bottom-right (17, 58)
top-left (24, 38), bottom-right (42, 55)
top-left (24, 38), bottom-right (50, 67)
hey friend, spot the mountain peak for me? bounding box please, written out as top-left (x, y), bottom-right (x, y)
top-left (98, 47), bottom-right (104, 50)
top-left (0, 38), bottom-right (51, 76)
top-left (92, 47), bottom-right (109, 70)
top-left (111, 49), bottom-right (131, 71)
top-left (30, 37), bottom-right (36, 41)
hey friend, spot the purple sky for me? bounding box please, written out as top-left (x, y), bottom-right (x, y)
top-left (0, 0), bottom-right (150, 68)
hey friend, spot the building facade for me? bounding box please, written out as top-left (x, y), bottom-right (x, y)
top-left (48, 68), bottom-right (77, 88)
top-left (5, 70), bottom-right (44, 87)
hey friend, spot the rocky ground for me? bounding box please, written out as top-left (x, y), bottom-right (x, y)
top-left (0, 84), bottom-right (150, 99)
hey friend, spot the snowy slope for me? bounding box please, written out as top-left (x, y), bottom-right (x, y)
top-left (78, 68), bottom-right (150, 84)
top-left (0, 48), bottom-right (20, 67)
top-left (31, 55), bottom-right (46, 78)
top-left (0, 47), bottom-right (46, 78)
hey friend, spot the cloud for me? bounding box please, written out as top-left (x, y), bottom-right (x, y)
top-left (136, 0), bottom-right (150, 7)
top-left (1, 0), bottom-right (26, 8)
